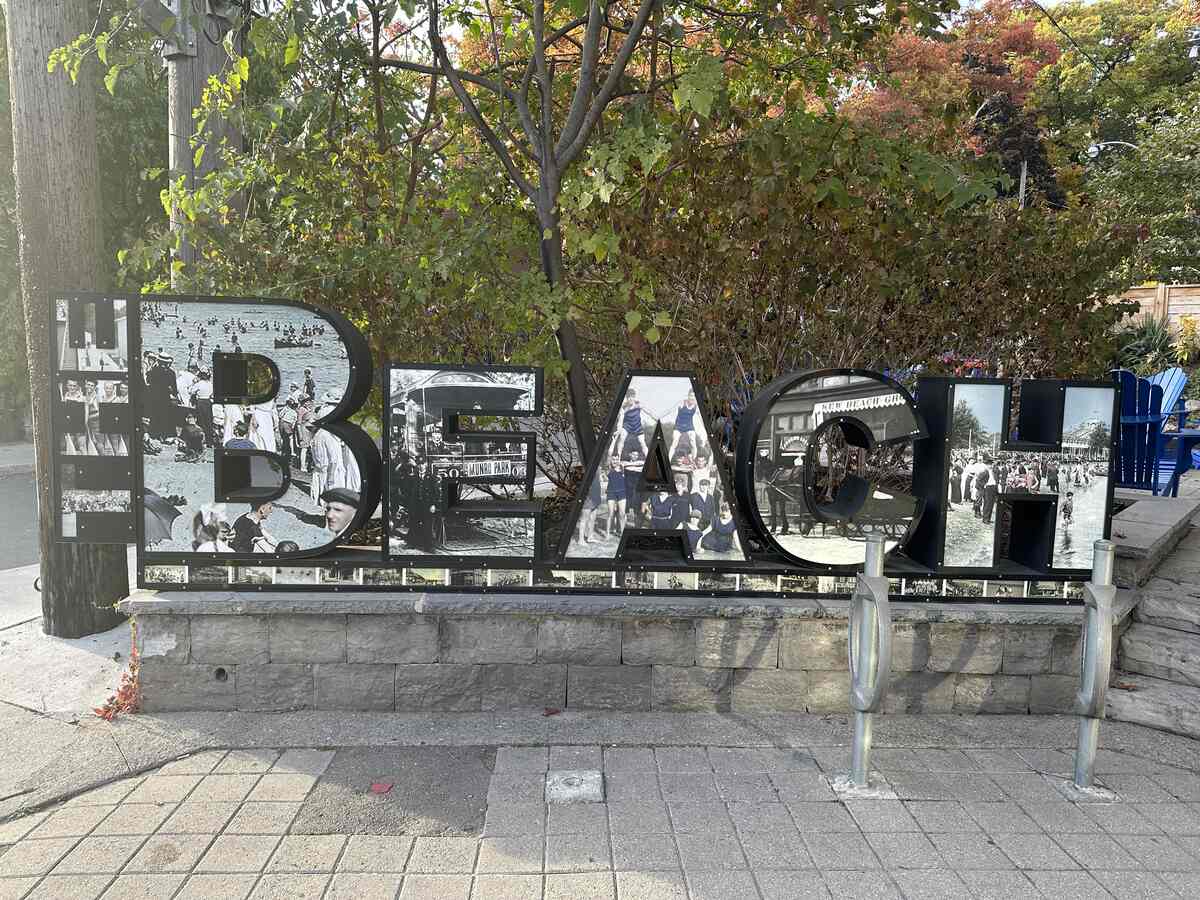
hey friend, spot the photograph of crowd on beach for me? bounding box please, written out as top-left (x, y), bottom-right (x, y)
top-left (138, 300), bottom-right (362, 555)
top-left (942, 383), bottom-right (1113, 569)
top-left (387, 367), bottom-right (539, 558)
top-left (750, 373), bottom-right (921, 567)
top-left (55, 298), bottom-right (129, 373)
top-left (563, 375), bottom-right (747, 562)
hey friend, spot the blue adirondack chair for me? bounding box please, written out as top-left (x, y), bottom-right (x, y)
top-left (1112, 367), bottom-right (1189, 496)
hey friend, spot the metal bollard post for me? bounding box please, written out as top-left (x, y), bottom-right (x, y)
top-left (1073, 539), bottom-right (1116, 790)
top-left (847, 534), bottom-right (892, 788)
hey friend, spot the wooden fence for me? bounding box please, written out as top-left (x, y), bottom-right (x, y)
top-left (1121, 284), bottom-right (1200, 330)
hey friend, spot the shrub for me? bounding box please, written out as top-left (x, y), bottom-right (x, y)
top-left (1116, 316), bottom-right (1175, 375)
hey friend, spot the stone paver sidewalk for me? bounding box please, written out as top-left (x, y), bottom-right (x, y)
top-left (2, 740), bottom-right (1200, 899)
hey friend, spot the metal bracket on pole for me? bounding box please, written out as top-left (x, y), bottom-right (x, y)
top-left (845, 533), bottom-right (892, 789)
top-left (1073, 539), bottom-right (1116, 791)
top-left (148, 1), bottom-right (240, 66)
top-left (139, 0), bottom-right (196, 58)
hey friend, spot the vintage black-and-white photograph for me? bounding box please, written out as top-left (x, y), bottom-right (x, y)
top-left (187, 565), bottom-right (231, 584)
top-left (274, 566), bottom-right (319, 585)
top-left (780, 574), bottom-right (820, 593)
top-left (904, 578), bottom-right (944, 596)
top-left (740, 574), bottom-right (780, 593)
top-left (698, 573), bottom-right (738, 592)
top-left (1029, 581), bottom-right (1066, 599)
top-left (142, 565), bottom-right (187, 585)
top-left (140, 301), bottom-right (361, 556)
top-left (1052, 387), bottom-right (1113, 568)
top-left (58, 379), bottom-right (130, 456)
top-left (655, 571), bottom-right (699, 591)
top-left (618, 570), bottom-right (655, 590)
top-left (405, 567), bottom-right (448, 586)
top-left (565, 374), bottom-right (746, 562)
top-left (571, 570), bottom-right (614, 590)
top-left (450, 569), bottom-right (487, 588)
top-left (387, 367), bottom-right (539, 558)
top-left (56, 298), bottom-right (129, 373)
top-left (61, 488), bottom-right (131, 514)
top-left (753, 373), bottom-right (920, 567)
top-left (487, 568), bottom-right (533, 588)
top-left (533, 569), bottom-right (573, 588)
top-left (985, 580), bottom-right (1026, 598)
top-left (320, 567), bottom-right (362, 585)
top-left (942, 383), bottom-right (1006, 567)
top-left (362, 567), bottom-right (406, 586)
top-left (942, 383), bottom-right (1113, 570)
top-left (945, 579), bottom-right (986, 597)
top-left (232, 566), bottom-right (274, 585)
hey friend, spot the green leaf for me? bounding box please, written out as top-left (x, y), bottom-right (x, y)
top-left (96, 33), bottom-right (109, 65)
top-left (193, 144), bottom-right (205, 168)
top-left (237, 56), bottom-right (250, 83)
top-left (652, 311), bottom-right (672, 327)
top-left (671, 55), bottom-right (724, 118)
top-left (645, 325), bottom-right (661, 344)
top-left (284, 32), bottom-right (301, 66)
top-left (248, 18), bottom-right (272, 55)
top-left (624, 310), bottom-right (642, 331)
top-left (103, 65), bottom-right (121, 96)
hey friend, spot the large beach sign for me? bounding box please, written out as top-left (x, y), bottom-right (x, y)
top-left (49, 293), bottom-right (1119, 599)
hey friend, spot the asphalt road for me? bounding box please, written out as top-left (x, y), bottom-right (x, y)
top-left (0, 474), bottom-right (39, 569)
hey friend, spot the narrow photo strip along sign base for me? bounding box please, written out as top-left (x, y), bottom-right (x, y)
top-left (46, 294), bottom-right (1119, 599)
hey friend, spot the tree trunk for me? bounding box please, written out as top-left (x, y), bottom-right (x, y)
top-left (538, 206), bottom-right (596, 461)
top-left (5, 0), bottom-right (129, 638)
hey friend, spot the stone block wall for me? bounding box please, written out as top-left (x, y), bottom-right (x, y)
top-left (127, 597), bottom-right (1115, 715)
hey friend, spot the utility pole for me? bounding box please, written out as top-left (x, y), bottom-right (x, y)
top-left (139, 0), bottom-right (241, 272)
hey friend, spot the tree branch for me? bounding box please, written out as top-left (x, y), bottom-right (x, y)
top-left (399, 70), bottom-right (439, 228)
top-left (379, 17), bottom-right (426, 55)
top-left (554, 0), bottom-right (603, 159)
top-left (532, 0), bottom-right (553, 149)
top-left (558, 0), bottom-right (656, 168)
top-left (376, 55), bottom-right (541, 161)
top-left (426, 1), bottom-right (537, 199)
top-left (520, 14), bottom-right (589, 106)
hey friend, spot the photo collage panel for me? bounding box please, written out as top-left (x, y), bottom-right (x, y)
top-left (943, 383), bottom-right (1113, 570)
top-left (387, 367), bottom-right (540, 558)
top-left (563, 375), bottom-right (747, 563)
top-left (139, 301), bottom-right (359, 556)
